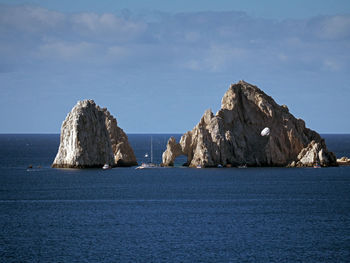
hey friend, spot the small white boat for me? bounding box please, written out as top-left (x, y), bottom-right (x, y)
top-left (135, 162), bottom-right (157, 169)
top-left (196, 165), bottom-right (202, 169)
top-left (238, 164), bottom-right (247, 168)
top-left (102, 164), bottom-right (111, 170)
top-left (313, 162), bottom-right (321, 168)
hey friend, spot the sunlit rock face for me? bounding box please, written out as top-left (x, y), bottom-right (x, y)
top-left (52, 100), bottom-right (137, 168)
top-left (162, 80), bottom-right (337, 168)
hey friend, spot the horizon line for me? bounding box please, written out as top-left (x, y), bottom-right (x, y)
top-left (1, 132), bottom-right (350, 135)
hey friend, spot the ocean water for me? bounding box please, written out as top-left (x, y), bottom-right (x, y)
top-left (0, 134), bottom-right (349, 262)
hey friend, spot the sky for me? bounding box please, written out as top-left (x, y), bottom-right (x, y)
top-left (0, 1), bottom-right (349, 133)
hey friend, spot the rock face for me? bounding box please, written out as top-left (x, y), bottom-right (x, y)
top-left (52, 100), bottom-right (137, 168)
top-left (162, 80), bottom-right (337, 167)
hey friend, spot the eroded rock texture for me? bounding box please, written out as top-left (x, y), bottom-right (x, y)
top-left (162, 81), bottom-right (337, 167)
top-left (52, 100), bottom-right (137, 168)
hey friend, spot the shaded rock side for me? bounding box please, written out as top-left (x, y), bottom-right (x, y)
top-left (52, 100), bottom-right (137, 168)
top-left (162, 80), bottom-right (337, 167)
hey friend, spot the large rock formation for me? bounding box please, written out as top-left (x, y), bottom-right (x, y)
top-left (52, 100), bottom-right (137, 168)
top-left (162, 80), bottom-right (337, 167)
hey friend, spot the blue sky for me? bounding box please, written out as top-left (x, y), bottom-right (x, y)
top-left (0, 1), bottom-right (349, 133)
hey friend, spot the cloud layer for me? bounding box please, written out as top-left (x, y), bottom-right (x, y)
top-left (1, 5), bottom-right (349, 73)
top-left (0, 4), bottom-right (349, 133)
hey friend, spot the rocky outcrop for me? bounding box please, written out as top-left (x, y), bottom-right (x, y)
top-left (104, 109), bottom-right (138, 166)
top-left (52, 100), bottom-right (137, 168)
top-left (162, 80), bottom-right (337, 167)
top-left (337, 156), bottom-right (350, 166)
top-left (162, 137), bottom-right (183, 166)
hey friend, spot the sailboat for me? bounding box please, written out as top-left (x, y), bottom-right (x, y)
top-left (136, 136), bottom-right (158, 169)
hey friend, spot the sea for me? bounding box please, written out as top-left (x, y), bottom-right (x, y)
top-left (0, 134), bottom-right (349, 263)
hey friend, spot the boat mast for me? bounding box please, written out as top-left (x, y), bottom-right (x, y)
top-left (151, 136), bottom-right (153, 163)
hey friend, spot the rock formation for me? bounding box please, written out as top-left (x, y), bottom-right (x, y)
top-left (162, 80), bottom-right (337, 167)
top-left (52, 100), bottom-right (137, 168)
top-left (337, 156), bottom-right (350, 166)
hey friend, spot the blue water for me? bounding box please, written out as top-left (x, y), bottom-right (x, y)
top-left (0, 134), bottom-right (350, 262)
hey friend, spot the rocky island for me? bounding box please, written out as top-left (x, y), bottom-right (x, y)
top-left (162, 80), bottom-right (337, 168)
top-left (337, 156), bottom-right (350, 166)
top-left (52, 100), bottom-right (137, 168)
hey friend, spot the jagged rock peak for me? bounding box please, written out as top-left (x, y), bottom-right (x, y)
top-left (52, 100), bottom-right (137, 168)
top-left (162, 80), bottom-right (337, 168)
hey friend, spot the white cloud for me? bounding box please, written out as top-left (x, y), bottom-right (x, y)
top-left (24, 6), bottom-right (65, 27)
top-left (184, 45), bottom-right (248, 72)
top-left (0, 5), bottom-right (65, 32)
top-left (205, 46), bottom-right (247, 71)
top-left (70, 12), bottom-right (147, 41)
top-left (320, 15), bottom-right (350, 40)
top-left (0, 5), bottom-right (349, 75)
top-left (71, 13), bottom-right (99, 32)
top-left (37, 41), bottom-right (96, 60)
